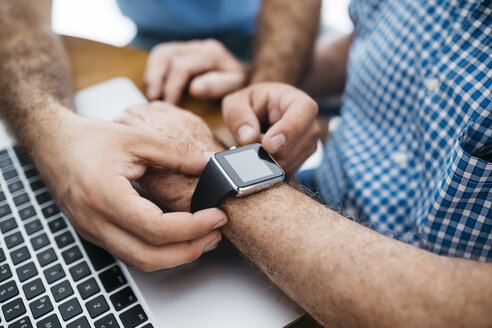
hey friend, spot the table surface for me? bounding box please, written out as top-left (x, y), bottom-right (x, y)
top-left (62, 35), bottom-right (321, 328)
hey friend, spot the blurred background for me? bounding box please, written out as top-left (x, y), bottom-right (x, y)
top-left (51, 0), bottom-right (352, 47)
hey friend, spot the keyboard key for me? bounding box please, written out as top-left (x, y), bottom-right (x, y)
top-left (77, 278), bottom-right (99, 300)
top-left (13, 193), bottom-right (29, 207)
top-left (43, 264), bottom-right (65, 284)
top-left (22, 278), bottom-right (45, 300)
top-left (67, 317), bottom-right (91, 328)
top-left (58, 297), bottom-right (82, 321)
top-left (29, 180), bottom-right (45, 192)
top-left (24, 219), bottom-right (42, 235)
top-left (0, 148), bottom-right (7, 157)
top-left (24, 167), bottom-right (38, 179)
top-left (13, 146), bottom-right (31, 167)
top-left (0, 280), bottom-right (19, 302)
top-left (0, 204), bottom-right (12, 218)
top-left (3, 169), bottom-right (18, 181)
top-left (0, 248), bottom-right (5, 262)
top-left (69, 262), bottom-right (90, 282)
top-left (41, 204), bottom-right (59, 219)
top-left (119, 305), bottom-right (148, 328)
top-left (67, 316), bottom-right (90, 328)
top-left (0, 157), bottom-right (12, 169)
top-left (0, 190), bottom-right (5, 202)
top-left (47, 217), bottom-right (66, 234)
top-left (99, 266), bottom-right (127, 293)
top-left (0, 217), bottom-right (17, 234)
top-left (110, 287), bottom-right (137, 311)
top-left (10, 246), bottom-right (30, 265)
top-left (80, 239), bottom-right (115, 271)
top-left (62, 246), bottom-right (82, 265)
top-left (8, 181), bottom-right (24, 194)
top-left (50, 280), bottom-right (73, 302)
top-left (141, 325), bottom-right (154, 328)
top-left (36, 314), bottom-right (61, 328)
top-left (37, 248), bottom-right (57, 267)
top-left (29, 295), bottom-right (53, 319)
top-left (35, 192), bottom-right (52, 205)
top-left (85, 295), bottom-right (109, 319)
top-left (54, 231), bottom-right (74, 249)
top-left (95, 314), bottom-right (120, 328)
top-left (5, 232), bottom-right (24, 249)
top-left (9, 316), bottom-right (32, 328)
top-left (18, 206), bottom-right (35, 221)
top-left (2, 298), bottom-right (26, 322)
top-left (30, 234), bottom-right (49, 251)
top-left (16, 262), bottom-right (37, 282)
top-left (0, 157), bottom-right (13, 169)
top-left (0, 263), bottom-right (12, 282)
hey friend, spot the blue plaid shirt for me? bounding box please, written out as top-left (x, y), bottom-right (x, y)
top-left (314, 0), bottom-right (492, 261)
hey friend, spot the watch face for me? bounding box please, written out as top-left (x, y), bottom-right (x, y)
top-left (215, 143), bottom-right (284, 188)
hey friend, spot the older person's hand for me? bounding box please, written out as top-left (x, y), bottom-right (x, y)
top-left (144, 39), bottom-right (247, 104)
top-left (223, 83), bottom-right (320, 174)
top-left (115, 101), bottom-right (226, 211)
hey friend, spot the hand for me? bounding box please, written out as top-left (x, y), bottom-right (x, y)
top-left (32, 111), bottom-right (227, 271)
top-left (222, 83), bottom-right (320, 173)
top-left (144, 39), bottom-right (247, 104)
top-left (115, 101), bottom-right (226, 211)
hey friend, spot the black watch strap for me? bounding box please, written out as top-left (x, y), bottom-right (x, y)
top-left (191, 159), bottom-right (236, 213)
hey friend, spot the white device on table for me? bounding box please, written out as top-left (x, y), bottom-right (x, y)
top-left (0, 77), bottom-right (303, 328)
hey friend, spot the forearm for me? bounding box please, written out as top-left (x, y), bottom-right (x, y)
top-left (301, 32), bottom-right (353, 98)
top-left (250, 0), bottom-right (321, 85)
top-left (221, 185), bottom-right (492, 327)
top-left (0, 0), bottom-right (73, 149)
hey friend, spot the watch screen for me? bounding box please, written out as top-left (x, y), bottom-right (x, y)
top-left (224, 149), bottom-right (273, 183)
top-left (215, 143), bottom-right (284, 188)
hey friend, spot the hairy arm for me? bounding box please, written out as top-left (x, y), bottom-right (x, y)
top-left (250, 0), bottom-right (322, 85)
top-left (223, 186), bottom-right (492, 327)
top-left (0, 0), bottom-right (73, 148)
top-left (122, 104), bottom-right (492, 328)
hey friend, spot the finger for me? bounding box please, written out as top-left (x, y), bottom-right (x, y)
top-left (96, 219), bottom-right (222, 271)
top-left (262, 96), bottom-right (318, 154)
top-left (222, 92), bottom-right (262, 145)
top-left (274, 122), bottom-right (319, 173)
top-left (131, 133), bottom-right (208, 175)
top-left (104, 177), bottom-right (228, 245)
top-left (189, 71), bottom-right (245, 99)
top-left (144, 53), bottom-right (170, 100)
top-left (164, 57), bottom-right (216, 104)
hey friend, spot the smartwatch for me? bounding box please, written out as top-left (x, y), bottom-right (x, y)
top-left (190, 143), bottom-right (285, 213)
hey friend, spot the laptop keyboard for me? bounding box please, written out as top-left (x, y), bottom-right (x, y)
top-left (0, 146), bottom-right (154, 328)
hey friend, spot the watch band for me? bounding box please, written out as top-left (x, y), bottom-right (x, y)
top-left (191, 159), bottom-right (236, 213)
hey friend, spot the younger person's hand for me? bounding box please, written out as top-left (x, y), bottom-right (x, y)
top-left (144, 39), bottom-right (247, 104)
top-left (33, 111), bottom-right (226, 271)
top-left (222, 83), bottom-right (320, 174)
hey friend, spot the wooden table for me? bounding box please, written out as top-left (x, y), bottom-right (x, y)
top-left (63, 35), bottom-right (321, 328)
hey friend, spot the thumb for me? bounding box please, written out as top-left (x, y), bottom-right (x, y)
top-left (189, 71), bottom-right (245, 99)
top-left (222, 92), bottom-right (262, 145)
top-left (133, 133), bottom-right (209, 176)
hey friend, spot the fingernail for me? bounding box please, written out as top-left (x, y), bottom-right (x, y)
top-left (238, 124), bottom-right (255, 143)
top-left (204, 235), bottom-right (222, 252)
top-left (204, 242), bottom-right (219, 253)
top-left (212, 218), bottom-right (227, 230)
top-left (270, 133), bottom-right (286, 153)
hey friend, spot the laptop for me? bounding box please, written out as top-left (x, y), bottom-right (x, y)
top-left (0, 77), bottom-right (304, 328)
